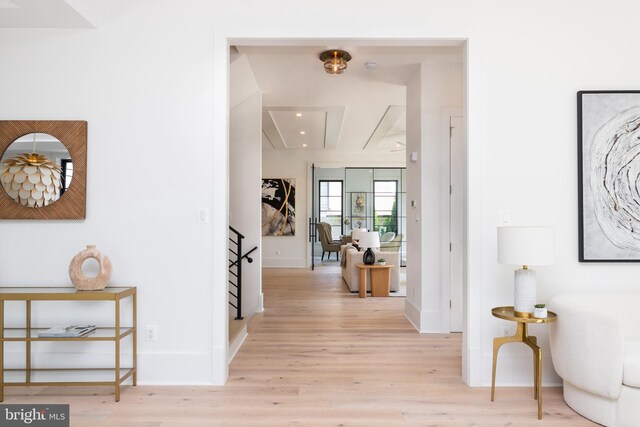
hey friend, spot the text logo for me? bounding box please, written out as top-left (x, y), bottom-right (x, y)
top-left (0, 405), bottom-right (69, 426)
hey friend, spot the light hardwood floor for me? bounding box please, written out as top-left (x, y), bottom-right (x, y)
top-left (3, 267), bottom-right (594, 426)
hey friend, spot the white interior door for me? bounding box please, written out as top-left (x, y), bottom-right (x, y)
top-left (449, 115), bottom-right (464, 332)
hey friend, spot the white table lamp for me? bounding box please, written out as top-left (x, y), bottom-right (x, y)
top-left (358, 231), bottom-right (380, 265)
top-left (497, 226), bottom-right (554, 318)
top-left (351, 228), bottom-right (367, 244)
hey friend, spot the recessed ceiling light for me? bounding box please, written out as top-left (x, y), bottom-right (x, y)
top-left (302, 144), bottom-right (308, 148)
top-left (395, 143), bottom-right (401, 147)
top-left (296, 113), bottom-right (303, 117)
top-left (300, 131), bottom-right (306, 135)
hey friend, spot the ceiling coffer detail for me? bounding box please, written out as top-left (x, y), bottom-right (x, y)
top-left (262, 106), bottom-right (346, 151)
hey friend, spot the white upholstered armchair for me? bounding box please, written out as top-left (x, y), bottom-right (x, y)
top-left (549, 293), bottom-right (640, 427)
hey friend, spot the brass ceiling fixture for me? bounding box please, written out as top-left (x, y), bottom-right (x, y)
top-left (319, 49), bottom-right (352, 75)
top-left (0, 133), bottom-right (62, 208)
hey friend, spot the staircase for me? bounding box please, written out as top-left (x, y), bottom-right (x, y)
top-left (228, 226), bottom-right (257, 361)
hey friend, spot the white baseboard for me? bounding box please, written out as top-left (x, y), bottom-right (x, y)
top-left (212, 345), bottom-right (227, 385)
top-left (4, 350), bottom-right (219, 385)
top-left (420, 309), bottom-right (444, 333)
top-left (137, 381), bottom-right (214, 386)
top-left (228, 325), bottom-right (248, 362)
top-left (258, 292), bottom-right (264, 312)
top-left (262, 257), bottom-right (306, 268)
top-left (403, 300), bottom-right (447, 333)
top-left (404, 299), bottom-right (421, 331)
top-left (465, 345), bottom-right (482, 386)
top-left (481, 352), bottom-right (561, 387)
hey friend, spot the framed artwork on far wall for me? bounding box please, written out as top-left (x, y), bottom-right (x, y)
top-left (262, 178), bottom-right (295, 236)
top-left (578, 90), bottom-right (640, 261)
top-left (350, 192), bottom-right (367, 230)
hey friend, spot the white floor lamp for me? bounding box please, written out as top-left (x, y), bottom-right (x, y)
top-left (497, 226), bottom-right (555, 318)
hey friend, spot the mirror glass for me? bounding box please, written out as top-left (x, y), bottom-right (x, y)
top-left (0, 133), bottom-right (73, 208)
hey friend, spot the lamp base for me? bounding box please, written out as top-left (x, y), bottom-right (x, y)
top-left (514, 310), bottom-right (533, 318)
top-left (514, 268), bottom-right (536, 317)
top-left (363, 248), bottom-right (375, 265)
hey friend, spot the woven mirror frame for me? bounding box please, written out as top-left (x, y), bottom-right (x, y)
top-left (0, 120), bottom-right (87, 219)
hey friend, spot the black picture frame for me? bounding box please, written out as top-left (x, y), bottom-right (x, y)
top-left (578, 90), bottom-right (640, 262)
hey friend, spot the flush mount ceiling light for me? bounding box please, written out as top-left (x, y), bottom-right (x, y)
top-left (319, 49), bottom-right (352, 75)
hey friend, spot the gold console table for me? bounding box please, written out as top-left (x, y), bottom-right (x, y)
top-left (491, 306), bottom-right (557, 419)
top-left (0, 287), bottom-right (137, 402)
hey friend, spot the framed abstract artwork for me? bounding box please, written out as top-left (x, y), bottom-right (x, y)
top-left (578, 91), bottom-right (640, 261)
top-left (262, 178), bottom-right (295, 236)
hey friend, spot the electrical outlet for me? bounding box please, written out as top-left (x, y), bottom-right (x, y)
top-left (145, 325), bottom-right (158, 342)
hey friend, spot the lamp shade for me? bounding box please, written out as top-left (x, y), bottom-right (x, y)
top-left (497, 226), bottom-right (555, 266)
top-left (351, 228), bottom-right (367, 241)
top-left (358, 231), bottom-right (380, 249)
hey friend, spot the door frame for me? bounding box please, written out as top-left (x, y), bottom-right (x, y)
top-left (214, 31), bottom-right (481, 388)
top-left (441, 108), bottom-right (464, 333)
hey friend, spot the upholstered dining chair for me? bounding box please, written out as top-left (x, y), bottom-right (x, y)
top-left (380, 234), bottom-right (403, 252)
top-left (316, 222), bottom-right (342, 261)
top-left (380, 232), bottom-right (396, 243)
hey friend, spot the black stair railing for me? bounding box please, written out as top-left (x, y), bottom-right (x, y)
top-left (228, 226), bottom-right (257, 320)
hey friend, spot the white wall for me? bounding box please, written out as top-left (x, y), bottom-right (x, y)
top-left (404, 61), bottom-right (464, 333)
top-left (229, 55), bottom-right (263, 317)
top-left (2, 0), bottom-right (640, 388)
top-left (404, 70), bottom-right (424, 331)
top-left (262, 149), bottom-right (404, 267)
top-left (0, 3), bottom-right (218, 385)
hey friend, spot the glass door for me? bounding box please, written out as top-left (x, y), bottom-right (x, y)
top-left (373, 180), bottom-right (398, 235)
top-left (319, 180), bottom-right (343, 240)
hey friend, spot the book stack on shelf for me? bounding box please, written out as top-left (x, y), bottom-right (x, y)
top-left (37, 325), bottom-right (96, 338)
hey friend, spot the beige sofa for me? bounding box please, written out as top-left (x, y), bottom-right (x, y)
top-left (340, 245), bottom-right (400, 293)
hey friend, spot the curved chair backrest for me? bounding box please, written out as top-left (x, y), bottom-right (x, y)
top-left (381, 234), bottom-right (403, 252)
top-left (380, 232), bottom-right (396, 242)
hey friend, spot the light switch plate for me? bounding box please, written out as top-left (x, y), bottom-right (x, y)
top-left (500, 210), bottom-right (511, 224)
top-left (198, 207), bottom-right (210, 224)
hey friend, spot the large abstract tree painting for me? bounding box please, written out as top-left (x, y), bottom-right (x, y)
top-left (262, 178), bottom-right (295, 236)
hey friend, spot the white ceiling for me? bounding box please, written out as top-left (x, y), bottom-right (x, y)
top-left (237, 45), bottom-right (463, 152)
top-left (0, 0), bottom-right (142, 28)
top-left (0, 0), bottom-right (91, 27)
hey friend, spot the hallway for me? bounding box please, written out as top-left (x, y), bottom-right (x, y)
top-left (227, 267), bottom-right (593, 426)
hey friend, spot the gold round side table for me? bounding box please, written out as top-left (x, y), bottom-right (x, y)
top-left (490, 306), bottom-right (557, 420)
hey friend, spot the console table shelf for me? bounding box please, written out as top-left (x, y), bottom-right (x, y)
top-left (0, 286), bottom-right (137, 402)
